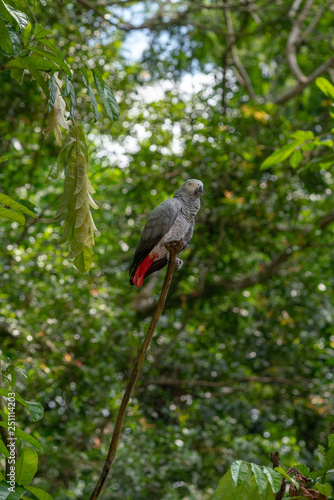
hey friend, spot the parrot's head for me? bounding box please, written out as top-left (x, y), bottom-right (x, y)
top-left (181, 179), bottom-right (204, 199)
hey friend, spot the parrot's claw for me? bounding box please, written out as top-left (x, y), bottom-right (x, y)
top-left (176, 258), bottom-right (183, 270)
top-left (162, 239), bottom-right (180, 248)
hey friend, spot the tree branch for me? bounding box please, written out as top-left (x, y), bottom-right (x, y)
top-left (272, 0), bottom-right (333, 104)
top-left (273, 55), bottom-right (334, 105)
top-left (299, 4), bottom-right (330, 44)
top-left (148, 374), bottom-right (311, 389)
top-left (89, 240), bottom-right (183, 500)
top-left (286, 0), bottom-right (315, 83)
top-left (216, 209), bottom-right (334, 291)
top-left (224, 9), bottom-right (256, 100)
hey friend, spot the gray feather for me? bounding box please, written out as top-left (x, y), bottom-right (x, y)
top-left (183, 219), bottom-right (195, 246)
top-left (129, 198), bottom-right (181, 279)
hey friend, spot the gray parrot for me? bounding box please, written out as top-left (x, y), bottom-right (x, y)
top-left (130, 179), bottom-right (203, 287)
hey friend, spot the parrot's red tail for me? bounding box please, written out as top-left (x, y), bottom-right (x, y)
top-left (132, 253), bottom-right (156, 287)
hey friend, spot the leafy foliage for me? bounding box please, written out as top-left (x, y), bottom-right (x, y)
top-left (0, 360), bottom-right (52, 499)
top-left (47, 124), bottom-right (98, 271)
top-left (0, 0), bottom-right (119, 271)
top-left (1, 0), bottom-right (334, 499)
top-left (0, 193), bottom-right (37, 225)
top-left (212, 437), bottom-right (334, 500)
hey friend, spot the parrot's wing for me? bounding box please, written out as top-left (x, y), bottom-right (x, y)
top-left (183, 219), bottom-right (194, 246)
top-left (129, 198), bottom-right (181, 279)
top-left (145, 220), bottom-right (194, 279)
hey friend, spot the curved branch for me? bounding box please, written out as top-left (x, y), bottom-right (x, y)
top-left (286, 0), bottom-right (315, 83)
top-left (89, 240), bottom-right (183, 500)
top-left (274, 56), bottom-right (334, 105)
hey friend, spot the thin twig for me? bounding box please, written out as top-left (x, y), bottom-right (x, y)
top-left (89, 240), bottom-right (183, 500)
top-left (148, 374), bottom-right (310, 389)
top-left (22, 0), bottom-right (37, 24)
top-left (224, 9), bottom-right (256, 100)
top-left (299, 4), bottom-right (330, 44)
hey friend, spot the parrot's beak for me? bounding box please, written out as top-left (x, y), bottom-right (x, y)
top-left (195, 185), bottom-right (203, 196)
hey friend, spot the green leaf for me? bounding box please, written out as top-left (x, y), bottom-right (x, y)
top-left (81, 67), bottom-right (99, 122)
top-left (289, 149), bottom-right (302, 168)
top-left (33, 23), bottom-right (52, 39)
top-left (0, 193), bottom-right (37, 218)
top-left (0, 389), bottom-right (44, 421)
top-left (234, 473), bottom-right (251, 500)
top-left (314, 136), bottom-right (334, 148)
top-left (309, 469), bottom-right (327, 481)
top-left (314, 483), bottom-right (332, 497)
top-left (326, 442), bottom-right (334, 468)
top-left (46, 142), bottom-right (74, 183)
top-left (296, 464), bottom-right (310, 476)
top-left (92, 68), bottom-right (119, 121)
top-left (24, 485), bottom-right (53, 500)
top-left (28, 67), bottom-right (50, 97)
top-left (27, 45), bottom-right (71, 77)
top-left (16, 200), bottom-right (38, 216)
top-left (251, 463), bottom-right (268, 494)
top-left (73, 246), bottom-right (93, 273)
top-left (62, 76), bottom-right (76, 119)
top-left (6, 55), bottom-right (60, 71)
top-left (1, 2), bottom-right (29, 29)
top-left (7, 27), bottom-right (20, 56)
top-left (230, 460), bottom-right (250, 487)
top-left (274, 467), bottom-right (299, 488)
top-left (261, 140), bottom-right (304, 169)
top-left (14, 426), bottom-right (41, 451)
top-left (10, 67), bottom-right (24, 84)
top-left (0, 1), bottom-right (12, 23)
top-left (212, 469), bottom-right (236, 500)
top-left (0, 481), bottom-right (26, 499)
top-left (0, 206), bottom-right (25, 225)
top-left (38, 37), bottom-right (63, 59)
top-left (262, 467), bottom-right (282, 494)
top-left (290, 130), bottom-right (314, 141)
top-left (303, 153), bottom-right (334, 171)
top-left (47, 74), bottom-right (56, 112)
top-left (316, 77), bottom-right (334, 100)
top-left (328, 435), bottom-right (334, 447)
top-left (21, 20), bottom-right (31, 46)
top-left (249, 476), bottom-right (274, 500)
top-left (301, 141), bottom-right (315, 152)
top-left (0, 16), bottom-right (13, 55)
top-left (15, 447), bottom-right (38, 486)
top-left (0, 437), bottom-right (9, 458)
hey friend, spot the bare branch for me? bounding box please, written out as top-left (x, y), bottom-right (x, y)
top-left (216, 209), bottom-right (334, 292)
top-left (286, 0), bottom-right (315, 83)
top-left (224, 9), bottom-right (257, 100)
top-left (274, 56), bottom-right (334, 105)
top-left (288, 0), bottom-right (303, 18)
top-left (89, 240), bottom-right (183, 500)
top-left (299, 4), bottom-right (330, 43)
top-left (148, 374), bottom-right (311, 389)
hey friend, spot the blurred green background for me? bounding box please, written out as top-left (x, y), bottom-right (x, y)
top-left (1, 0), bottom-right (334, 498)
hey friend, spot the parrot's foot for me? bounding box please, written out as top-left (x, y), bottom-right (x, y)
top-left (164, 239), bottom-right (183, 253)
top-left (162, 239), bottom-right (180, 248)
top-left (176, 258), bottom-right (183, 270)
